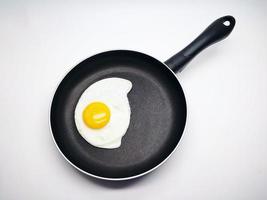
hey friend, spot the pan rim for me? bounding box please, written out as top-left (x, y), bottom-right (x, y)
top-left (49, 49), bottom-right (187, 181)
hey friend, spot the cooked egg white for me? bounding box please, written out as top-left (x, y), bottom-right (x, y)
top-left (74, 78), bottom-right (132, 149)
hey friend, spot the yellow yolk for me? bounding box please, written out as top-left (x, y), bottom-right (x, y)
top-left (82, 102), bottom-right (111, 129)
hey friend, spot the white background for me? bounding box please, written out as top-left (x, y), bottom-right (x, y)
top-left (1, 0), bottom-right (267, 199)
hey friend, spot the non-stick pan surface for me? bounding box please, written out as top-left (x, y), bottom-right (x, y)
top-left (51, 50), bottom-right (187, 179)
top-left (50, 16), bottom-right (235, 180)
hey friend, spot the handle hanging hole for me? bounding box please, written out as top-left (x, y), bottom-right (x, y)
top-left (223, 21), bottom-right (230, 26)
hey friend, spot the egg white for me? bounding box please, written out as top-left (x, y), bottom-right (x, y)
top-left (74, 78), bottom-right (132, 149)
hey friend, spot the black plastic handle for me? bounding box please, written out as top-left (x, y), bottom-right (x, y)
top-left (165, 15), bottom-right (235, 73)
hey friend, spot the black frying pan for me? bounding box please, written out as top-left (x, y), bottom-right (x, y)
top-left (50, 16), bottom-right (235, 180)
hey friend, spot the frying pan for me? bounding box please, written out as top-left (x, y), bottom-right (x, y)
top-left (50, 16), bottom-right (235, 180)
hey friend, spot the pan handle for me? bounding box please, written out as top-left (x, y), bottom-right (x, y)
top-left (165, 15), bottom-right (235, 73)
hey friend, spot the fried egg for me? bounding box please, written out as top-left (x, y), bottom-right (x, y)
top-left (74, 78), bottom-right (132, 149)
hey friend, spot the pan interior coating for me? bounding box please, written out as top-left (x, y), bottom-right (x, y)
top-left (50, 50), bottom-right (187, 179)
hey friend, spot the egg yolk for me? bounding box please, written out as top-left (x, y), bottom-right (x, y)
top-left (82, 102), bottom-right (111, 129)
